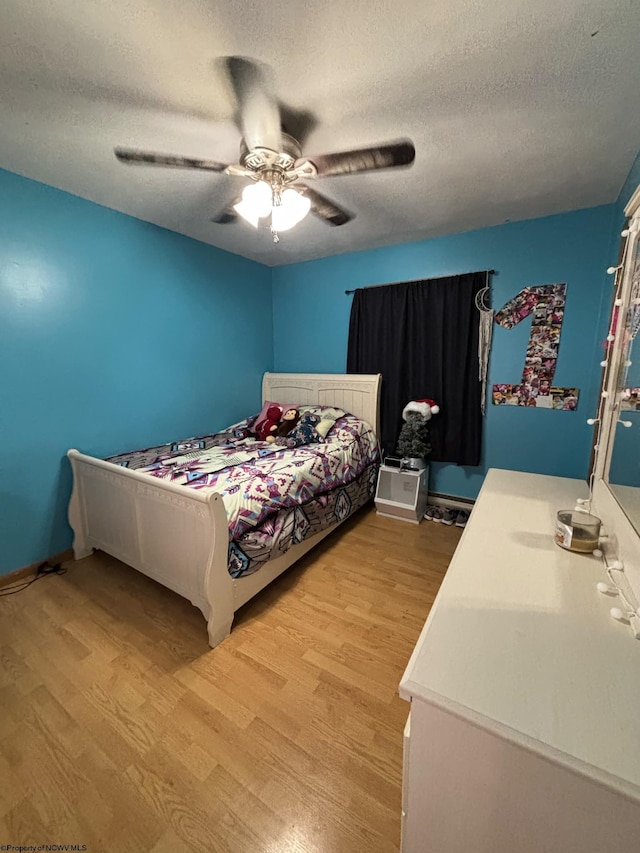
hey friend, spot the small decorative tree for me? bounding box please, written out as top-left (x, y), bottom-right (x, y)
top-left (396, 412), bottom-right (432, 459)
top-left (395, 398), bottom-right (440, 461)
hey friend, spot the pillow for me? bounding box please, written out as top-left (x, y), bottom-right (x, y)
top-left (301, 405), bottom-right (347, 420)
top-left (315, 417), bottom-right (338, 439)
top-left (299, 405), bottom-right (347, 439)
top-left (276, 412), bottom-right (322, 448)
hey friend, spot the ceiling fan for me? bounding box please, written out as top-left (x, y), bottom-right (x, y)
top-left (114, 57), bottom-right (416, 243)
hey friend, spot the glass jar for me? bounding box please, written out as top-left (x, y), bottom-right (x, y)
top-left (555, 510), bottom-right (601, 553)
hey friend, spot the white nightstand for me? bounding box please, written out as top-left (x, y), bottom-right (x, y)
top-left (375, 464), bottom-right (429, 524)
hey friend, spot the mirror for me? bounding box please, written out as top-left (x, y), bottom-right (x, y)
top-left (606, 194), bottom-right (640, 534)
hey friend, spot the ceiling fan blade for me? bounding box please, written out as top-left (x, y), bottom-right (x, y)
top-left (223, 56), bottom-right (281, 152)
top-left (210, 195), bottom-right (242, 224)
top-left (210, 209), bottom-right (238, 225)
top-left (297, 185), bottom-right (353, 226)
top-left (115, 148), bottom-right (228, 172)
top-left (301, 139), bottom-right (415, 178)
top-left (279, 102), bottom-right (317, 148)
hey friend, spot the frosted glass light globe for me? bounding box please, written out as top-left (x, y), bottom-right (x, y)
top-left (234, 181), bottom-right (273, 226)
top-left (271, 189), bottom-right (311, 231)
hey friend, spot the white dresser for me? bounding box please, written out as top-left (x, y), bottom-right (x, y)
top-left (399, 469), bottom-right (640, 853)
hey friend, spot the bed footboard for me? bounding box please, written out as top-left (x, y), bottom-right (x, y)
top-left (67, 449), bottom-right (233, 647)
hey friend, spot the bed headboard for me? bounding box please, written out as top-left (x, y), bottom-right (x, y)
top-left (262, 373), bottom-right (382, 437)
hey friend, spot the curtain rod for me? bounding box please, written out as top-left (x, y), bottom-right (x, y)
top-left (344, 269), bottom-right (495, 295)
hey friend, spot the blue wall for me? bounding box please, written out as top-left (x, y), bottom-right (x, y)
top-left (272, 206), bottom-right (614, 498)
top-left (0, 169), bottom-right (272, 575)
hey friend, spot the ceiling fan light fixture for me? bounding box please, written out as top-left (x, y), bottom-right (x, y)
top-left (115, 58), bottom-right (417, 244)
top-left (234, 181), bottom-right (311, 234)
top-left (233, 180), bottom-right (272, 227)
top-left (271, 189), bottom-right (311, 232)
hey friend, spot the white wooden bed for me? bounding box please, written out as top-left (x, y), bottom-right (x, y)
top-left (67, 372), bottom-right (381, 648)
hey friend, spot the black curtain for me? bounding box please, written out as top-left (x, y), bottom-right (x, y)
top-left (347, 273), bottom-right (484, 466)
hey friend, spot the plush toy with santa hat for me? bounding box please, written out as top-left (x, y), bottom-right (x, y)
top-left (395, 398), bottom-right (440, 462)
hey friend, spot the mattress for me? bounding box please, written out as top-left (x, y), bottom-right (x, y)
top-left (105, 407), bottom-right (380, 577)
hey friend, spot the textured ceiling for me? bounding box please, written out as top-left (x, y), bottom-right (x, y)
top-left (1, 0), bottom-right (639, 266)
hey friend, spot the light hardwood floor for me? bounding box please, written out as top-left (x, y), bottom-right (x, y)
top-left (0, 505), bottom-right (462, 852)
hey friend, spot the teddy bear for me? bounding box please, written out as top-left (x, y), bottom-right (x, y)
top-left (255, 404), bottom-right (282, 442)
top-left (266, 407), bottom-right (300, 442)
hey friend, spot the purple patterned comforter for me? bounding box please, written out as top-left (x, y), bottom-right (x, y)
top-left (105, 407), bottom-right (380, 575)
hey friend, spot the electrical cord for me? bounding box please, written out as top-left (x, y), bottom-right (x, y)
top-left (0, 561), bottom-right (67, 596)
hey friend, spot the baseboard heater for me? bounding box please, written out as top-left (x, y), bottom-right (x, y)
top-left (427, 492), bottom-right (476, 512)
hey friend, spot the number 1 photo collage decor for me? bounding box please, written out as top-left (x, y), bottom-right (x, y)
top-left (492, 283), bottom-right (579, 410)
top-left (621, 388), bottom-right (640, 412)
